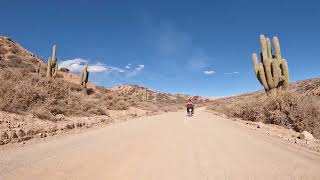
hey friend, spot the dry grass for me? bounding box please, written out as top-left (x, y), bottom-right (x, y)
top-left (208, 88), bottom-right (320, 139)
top-left (0, 69), bottom-right (110, 118)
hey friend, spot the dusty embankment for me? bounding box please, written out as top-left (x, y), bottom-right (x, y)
top-left (1, 108), bottom-right (320, 180)
top-left (0, 106), bottom-right (186, 146)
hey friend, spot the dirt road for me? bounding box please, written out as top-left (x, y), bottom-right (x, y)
top-left (1, 108), bottom-right (320, 180)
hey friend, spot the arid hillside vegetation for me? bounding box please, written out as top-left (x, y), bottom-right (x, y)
top-left (0, 36), bottom-right (205, 145)
top-left (207, 79), bottom-right (320, 138)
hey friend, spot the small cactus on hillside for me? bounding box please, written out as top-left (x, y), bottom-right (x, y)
top-left (143, 88), bottom-right (148, 101)
top-left (80, 64), bottom-right (89, 88)
top-left (252, 34), bottom-right (289, 96)
top-left (145, 88), bottom-right (148, 101)
top-left (36, 61), bottom-right (40, 75)
top-left (46, 45), bottom-right (58, 78)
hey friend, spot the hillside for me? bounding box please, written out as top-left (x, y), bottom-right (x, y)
top-left (207, 78), bottom-right (320, 138)
top-left (0, 36), bottom-right (204, 145)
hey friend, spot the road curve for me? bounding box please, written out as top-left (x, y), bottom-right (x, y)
top-left (1, 108), bottom-right (320, 180)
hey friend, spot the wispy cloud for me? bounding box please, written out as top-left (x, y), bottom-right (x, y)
top-left (153, 22), bottom-right (216, 75)
top-left (136, 64), bottom-right (145, 71)
top-left (125, 65), bottom-right (145, 78)
top-left (224, 71), bottom-right (240, 75)
top-left (125, 63), bottom-right (132, 69)
top-left (59, 58), bottom-right (86, 72)
top-left (186, 48), bottom-right (216, 75)
top-left (60, 58), bottom-right (143, 77)
top-left (203, 70), bottom-right (215, 75)
top-left (157, 23), bottom-right (191, 56)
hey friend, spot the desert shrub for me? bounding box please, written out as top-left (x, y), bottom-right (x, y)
top-left (4, 54), bottom-right (27, 69)
top-left (88, 107), bottom-right (109, 116)
top-left (87, 88), bottom-right (95, 95)
top-left (0, 70), bottom-right (109, 117)
top-left (8, 47), bottom-right (19, 54)
top-left (25, 57), bottom-right (38, 63)
top-left (96, 86), bottom-right (111, 94)
top-left (68, 83), bottom-right (83, 92)
top-left (0, 47), bottom-right (8, 54)
top-left (208, 91), bottom-right (320, 138)
top-left (54, 73), bottom-right (64, 78)
top-left (115, 100), bottom-right (129, 110)
top-left (32, 107), bottom-right (56, 121)
top-left (106, 99), bottom-right (129, 110)
top-left (60, 67), bottom-right (70, 73)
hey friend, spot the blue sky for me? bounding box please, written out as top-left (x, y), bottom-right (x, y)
top-left (1, 0), bottom-right (319, 96)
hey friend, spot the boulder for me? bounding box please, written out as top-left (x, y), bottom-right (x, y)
top-left (299, 131), bottom-right (315, 141)
top-left (0, 131), bottom-right (9, 140)
top-left (0, 131), bottom-right (11, 145)
top-left (55, 114), bottom-right (65, 121)
top-left (10, 131), bottom-right (18, 139)
top-left (17, 129), bottom-right (26, 137)
top-left (60, 67), bottom-right (70, 73)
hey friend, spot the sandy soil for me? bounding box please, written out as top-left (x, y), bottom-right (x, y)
top-left (1, 108), bottom-right (320, 180)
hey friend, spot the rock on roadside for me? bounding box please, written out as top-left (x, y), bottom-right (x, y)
top-left (299, 131), bottom-right (315, 141)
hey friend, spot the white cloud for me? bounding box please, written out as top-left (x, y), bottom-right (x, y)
top-left (59, 58), bottom-right (125, 73)
top-left (136, 64), bottom-right (145, 71)
top-left (203, 70), bottom-right (215, 75)
top-left (87, 62), bottom-right (108, 72)
top-left (59, 58), bottom-right (145, 79)
top-left (59, 58), bottom-right (86, 72)
top-left (125, 65), bottom-right (145, 78)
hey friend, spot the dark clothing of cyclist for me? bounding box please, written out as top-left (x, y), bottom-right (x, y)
top-left (186, 100), bottom-right (194, 114)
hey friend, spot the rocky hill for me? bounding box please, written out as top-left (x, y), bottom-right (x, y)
top-left (0, 36), bottom-right (203, 145)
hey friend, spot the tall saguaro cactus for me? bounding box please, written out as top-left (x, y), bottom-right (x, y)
top-left (252, 35), bottom-right (289, 95)
top-left (80, 64), bottom-right (89, 88)
top-left (46, 45), bottom-right (58, 78)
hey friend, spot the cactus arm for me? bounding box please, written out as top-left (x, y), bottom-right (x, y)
top-left (260, 35), bottom-right (269, 64)
top-left (83, 70), bottom-right (88, 83)
top-left (83, 71), bottom-right (88, 88)
top-left (271, 59), bottom-right (280, 86)
top-left (258, 64), bottom-right (269, 90)
top-left (252, 53), bottom-right (268, 89)
top-left (280, 59), bottom-right (289, 89)
top-left (262, 56), bottom-right (276, 89)
top-left (79, 70), bottom-right (84, 85)
top-left (51, 45), bottom-right (56, 64)
top-left (252, 53), bottom-right (260, 76)
top-left (53, 60), bottom-right (58, 77)
top-left (46, 57), bottom-right (52, 77)
top-left (273, 36), bottom-right (282, 62)
top-left (85, 70), bottom-right (89, 83)
top-left (37, 61), bottom-right (40, 74)
top-left (266, 37), bottom-right (273, 60)
top-left (83, 64), bottom-right (89, 83)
